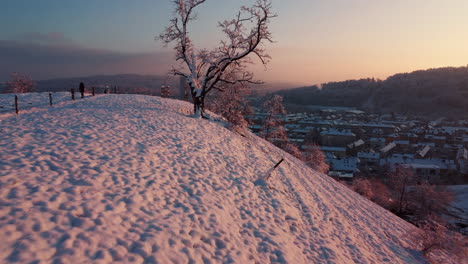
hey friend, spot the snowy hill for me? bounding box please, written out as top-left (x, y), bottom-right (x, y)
top-left (0, 93), bottom-right (425, 263)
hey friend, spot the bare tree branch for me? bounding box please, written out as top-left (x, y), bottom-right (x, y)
top-left (159, 0), bottom-right (274, 118)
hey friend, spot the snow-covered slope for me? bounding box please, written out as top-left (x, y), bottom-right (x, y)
top-left (0, 93), bottom-right (425, 263)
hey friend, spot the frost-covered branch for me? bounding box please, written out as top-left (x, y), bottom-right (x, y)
top-left (159, 0), bottom-right (274, 118)
top-left (6, 72), bottom-right (35, 93)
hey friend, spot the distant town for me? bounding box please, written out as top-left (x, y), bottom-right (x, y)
top-left (247, 105), bottom-right (468, 184)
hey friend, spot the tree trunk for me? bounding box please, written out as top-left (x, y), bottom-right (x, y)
top-left (398, 188), bottom-right (405, 215)
top-left (192, 91), bottom-right (207, 119)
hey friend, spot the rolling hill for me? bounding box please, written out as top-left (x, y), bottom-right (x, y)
top-left (0, 93), bottom-right (427, 263)
top-left (276, 66), bottom-right (468, 118)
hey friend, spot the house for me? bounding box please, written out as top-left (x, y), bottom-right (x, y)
top-left (347, 139), bottom-right (365, 149)
top-left (357, 152), bottom-right (380, 171)
top-left (328, 171), bottom-right (354, 182)
top-left (402, 163), bottom-right (442, 182)
top-left (394, 140), bottom-right (410, 152)
top-left (381, 154), bottom-right (457, 182)
top-left (288, 128), bottom-right (313, 140)
top-left (361, 123), bottom-right (396, 134)
top-left (441, 144), bottom-right (464, 159)
top-left (386, 133), bottom-right (400, 142)
top-left (400, 133), bottom-right (419, 144)
top-left (249, 124), bottom-right (263, 134)
top-left (424, 135), bottom-right (447, 147)
top-left (380, 142), bottom-right (397, 157)
top-left (328, 157), bottom-right (360, 178)
top-left (415, 145), bottom-right (431, 159)
top-left (320, 129), bottom-right (356, 147)
top-left (456, 148), bottom-right (468, 174)
top-left (320, 146), bottom-right (347, 158)
top-left (369, 137), bottom-right (386, 148)
top-left (347, 139), bottom-right (365, 155)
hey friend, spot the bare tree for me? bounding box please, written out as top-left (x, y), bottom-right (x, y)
top-left (159, 0), bottom-right (275, 118)
top-left (408, 217), bottom-right (467, 263)
top-left (282, 143), bottom-right (303, 160)
top-left (304, 143), bottom-right (329, 174)
top-left (351, 177), bottom-right (393, 209)
top-left (261, 95), bottom-right (287, 143)
top-left (206, 74), bottom-right (252, 130)
top-left (388, 166), bottom-right (417, 215)
top-left (6, 72), bottom-right (34, 93)
top-left (409, 183), bottom-right (454, 221)
top-left (352, 177), bottom-right (374, 199)
top-left (368, 178), bottom-right (393, 209)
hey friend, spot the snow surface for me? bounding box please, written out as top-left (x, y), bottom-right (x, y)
top-left (0, 93), bottom-right (426, 263)
top-left (448, 185), bottom-right (468, 235)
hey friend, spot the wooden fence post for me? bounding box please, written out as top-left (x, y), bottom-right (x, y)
top-left (15, 95), bottom-right (19, 114)
top-left (263, 158), bottom-right (284, 181)
top-left (71, 88), bottom-right (75, 100)
top-left (49, 93), bottom-right (53, 106)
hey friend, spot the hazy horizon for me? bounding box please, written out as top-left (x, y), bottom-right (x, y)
top-left (3, 65), bottom-right (468, 91)
top-left (1, 0), bottom-right (467, 85)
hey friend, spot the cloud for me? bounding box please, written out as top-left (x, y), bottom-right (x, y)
top-left (0, 38), bottom-right (175, 81)
top-left (17, 32), bottom-right (71, 44)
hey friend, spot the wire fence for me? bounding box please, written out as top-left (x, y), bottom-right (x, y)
top-left (0, 87), bottom-right (188, 115)
top-left (0, 91), bottom-right (87, 114)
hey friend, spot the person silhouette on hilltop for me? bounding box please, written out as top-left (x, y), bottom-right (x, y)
top-left (79, 82), bottom-right (85, 98)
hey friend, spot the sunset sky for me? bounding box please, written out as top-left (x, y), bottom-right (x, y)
top-left (1, 0), bottom-right (467, 85)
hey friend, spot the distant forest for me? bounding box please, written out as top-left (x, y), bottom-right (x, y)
top-left (275, 66), bottom-right (468, 119)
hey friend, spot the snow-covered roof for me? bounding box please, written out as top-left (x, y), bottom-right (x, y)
top-left (381, 120), bottom-right (405, 125)
top-left (328, 171), bottom-right (354, 178)
top-left (320, 128), bottom-right (355, 137)
top-left (289, 138), bottom-right (305, 143)
top-left (291, 128), bottom-right (313, 134)
top-left (380, 142), bottom-right (396, 153)
top-left (249, 124), bottom-right (262, 129)
top-left (417, 145), bottom-right (431, 158)
top-left (412, 142), bottom-right (436, 148)
top-left (402, 164), bottom-right (440, 170)
top-left (345, 110), bottom-right (365, 115)
top-left (443, 144), bottom-right (464, 149)
top-left (361, 123), bottom-right (395, 129)
top-left (285, 124), bottom-right (301, 129)
top-left (347, 139), bottom-right (365, 149)
top-left (439, 126), bottom-right (468, 134)
top-left (424, 135), bottom-right (446, 140)
top-left (320, 146), bottom-right (347, 152)
top-left (428, 118), bottom-right (444, 128)
top-left (394, 140), bottom-right (410, 145)
top-left (298, 120), bottom-right (332, 125)
top-left (381, 154), bottom-right (456, 170)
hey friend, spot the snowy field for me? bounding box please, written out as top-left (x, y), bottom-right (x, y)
top-left (0, 93), bottom-right (427, 263)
